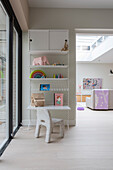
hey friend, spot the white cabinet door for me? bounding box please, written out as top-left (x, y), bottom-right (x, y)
top-left (29, 30), bottom-right (49, 51)
top-left (50, 30), bottom-right (68, 50)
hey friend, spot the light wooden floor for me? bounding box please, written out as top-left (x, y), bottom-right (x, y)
top-left (1, 107), bottom-right (113, 170)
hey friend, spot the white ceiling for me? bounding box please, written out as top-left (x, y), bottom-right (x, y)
top-left (28, 0), bottom-right (113, 9)
top-left (92, 49), bottom-right (113, 63)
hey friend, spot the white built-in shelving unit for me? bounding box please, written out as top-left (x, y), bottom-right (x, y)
top-left (28, 29), bottom-right (70, 128)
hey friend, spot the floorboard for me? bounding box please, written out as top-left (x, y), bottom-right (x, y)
top-left (1, 105), bottom-right (113, 170)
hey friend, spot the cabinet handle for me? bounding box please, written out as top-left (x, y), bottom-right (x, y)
top-left (30, 39), bottom-right (32, 42)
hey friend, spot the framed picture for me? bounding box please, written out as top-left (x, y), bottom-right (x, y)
top-left (54, 93), bottom-right (63, 106)
top-left (83, 78), bottom-right (102, 89)
top-left (40, 84), bottom-right (50, 91)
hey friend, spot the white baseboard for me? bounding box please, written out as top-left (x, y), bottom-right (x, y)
top-left (22, 119), bottom-right (75, 126)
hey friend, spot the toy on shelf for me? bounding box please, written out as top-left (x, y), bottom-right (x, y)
top-left (53, 74), bottom-right (63, 78)
top-left (61, 39), bottom-right (68, 51)
top-left (31, 93), bottom-right (45, 107)
top-left (29, 70), bottom-right (46, 78)
top-left (32, 56), bottom-right (50, 66)
top-left (52, 62), bottom-right (64, 66)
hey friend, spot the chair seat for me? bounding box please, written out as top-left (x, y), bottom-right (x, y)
top-left (52, 118), bottom-right (63, 124)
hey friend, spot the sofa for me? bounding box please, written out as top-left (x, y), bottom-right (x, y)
top-left (86, 89), bottom-right (113, 110)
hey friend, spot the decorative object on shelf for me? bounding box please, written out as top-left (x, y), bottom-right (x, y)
top-left (31, 93), bottom-right (45, 107)
top-left (61, 39), bottom-right (68, 51)
top-left (32, 56), bottom-right (50, 66)
top-left (40, 84), bottom-right (50, 91)
top-left (52, 62), bottom-right (64, 66)
top-left (110, 69), bottom-right (113, 74)
top-left (54, 93), bottom-right (63, 106)
top-left (53, 74), bottom-right (63, 78)
top-left (53, 74), bottom-right (55, 78)
top-left (83, 78), bottom-right (102, 89)
top-left (29, 70), bottom-right (46, 78)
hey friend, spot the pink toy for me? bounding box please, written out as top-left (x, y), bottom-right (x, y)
top-left (32, 56), bottom-right (50, 66)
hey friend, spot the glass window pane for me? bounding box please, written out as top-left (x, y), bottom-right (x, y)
top-left (13, 27), bottom-right (18, 131)
top-left (0, 2), bottom-right (9, 147)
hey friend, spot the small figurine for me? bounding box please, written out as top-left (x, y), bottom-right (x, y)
top-left (53, 74), bottom-right (55, 78)
top-left (56, 74), bottom-right (58, 78)
top-left (61, 39), bottom-right (68, 51)
top-left (53, 74), bottom-right (63, 78)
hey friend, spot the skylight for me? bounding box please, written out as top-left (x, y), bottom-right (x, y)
top-left (76, 35), bottom-right (109, 62)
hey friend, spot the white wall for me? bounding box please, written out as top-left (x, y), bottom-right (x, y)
top-left (76, 63), bottom-right (113, 94)
top-left (22, 8), bottom-right (113, 126)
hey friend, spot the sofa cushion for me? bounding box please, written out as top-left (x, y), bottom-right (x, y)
top-left (95, 89), bottom-right (109, 109)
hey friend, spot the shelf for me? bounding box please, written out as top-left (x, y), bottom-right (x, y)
top-left (27, 105), bottom-right (71, 110)
top-left (31, 89), bottom-right (69, 92)
top-left (29, 78), bottom-right (68, 81)
top-left (29, 50), bottom-right (69, 55)
top-left (29, 65), bottom-right (68, 69)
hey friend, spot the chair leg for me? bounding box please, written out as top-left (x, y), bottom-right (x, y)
top-left (51, 125), bottom-right (54, 133)
top-left (60, 122), bottom-right (64, 138)
top-left (35, 123), bottom-right (41, 138)
top-left (45, 125), bottom-right (51, 143)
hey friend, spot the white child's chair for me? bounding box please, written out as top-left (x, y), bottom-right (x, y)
top-left (35, 109), bottom-right (64, 143)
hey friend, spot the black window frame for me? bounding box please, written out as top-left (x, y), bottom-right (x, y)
top-left (0, 0), bottom-right (22, 156)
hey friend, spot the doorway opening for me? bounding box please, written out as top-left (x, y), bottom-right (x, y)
top-left (75, 29), bottom-right (113, 125)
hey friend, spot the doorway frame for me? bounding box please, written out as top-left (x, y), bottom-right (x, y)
top-left (75, 28), bottom-right (113, 124)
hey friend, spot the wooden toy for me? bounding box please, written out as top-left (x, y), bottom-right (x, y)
top-left (53, 74), bottom-right (64, 78)
top-left (61, 39), bottom-right (68, 51)
top-left (29, 70), bottom-right (46, 78)
top-left (31, 93), bottom-right (45, 107)
top-left (53, 74), bottom-right (55, 78)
